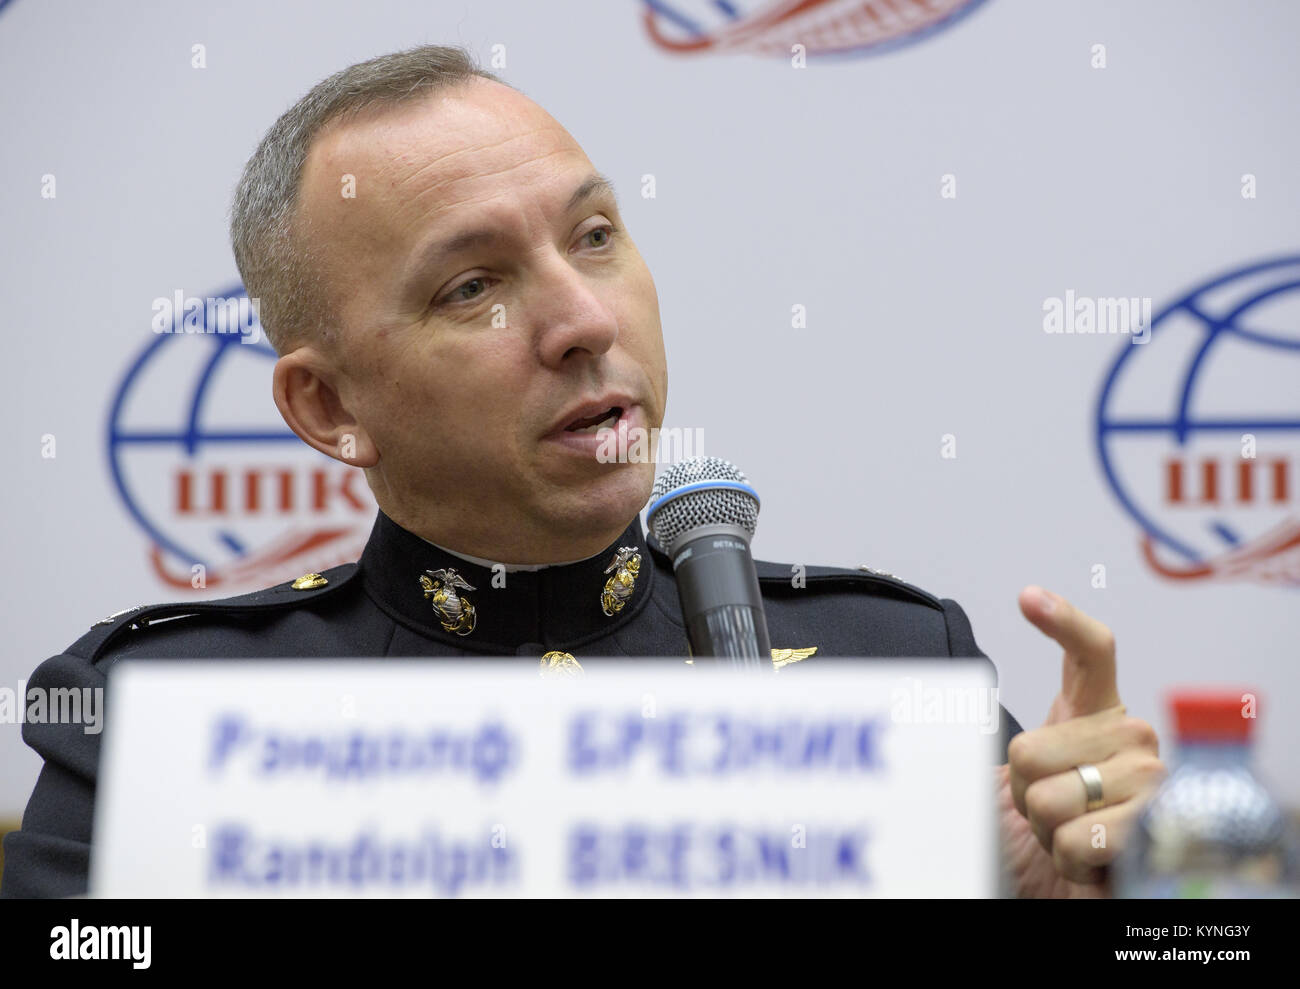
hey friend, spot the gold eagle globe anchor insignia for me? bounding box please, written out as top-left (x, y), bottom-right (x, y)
top-left (419, 568), bottom-right (478, 636)
top-left (601, 546), bottom-right (641, 616)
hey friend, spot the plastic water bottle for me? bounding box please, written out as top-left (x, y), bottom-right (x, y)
top-left (1115, 689), bottom-right (1300, 898)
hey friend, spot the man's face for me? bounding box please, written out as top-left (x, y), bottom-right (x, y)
top-left (295, 78), bottom-right (667, 559)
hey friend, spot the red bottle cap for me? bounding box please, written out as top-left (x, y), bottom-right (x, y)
top-left (1169, 689), bottom-right (1257, 742)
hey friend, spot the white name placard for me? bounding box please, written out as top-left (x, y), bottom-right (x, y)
top-left (91, 658), bottom-right (1000, 897)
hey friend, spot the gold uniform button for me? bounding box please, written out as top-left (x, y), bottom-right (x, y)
top-left (539, 651), bottom-right (584, 677)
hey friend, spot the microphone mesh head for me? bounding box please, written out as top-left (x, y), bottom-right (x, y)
top-left (647, 456), bottom-right (759, 548)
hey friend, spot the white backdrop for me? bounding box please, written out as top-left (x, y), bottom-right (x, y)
top-left (2, 0), bottom-right (1297, 820)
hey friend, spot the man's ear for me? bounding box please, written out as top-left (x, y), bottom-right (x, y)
top-left (273, 347), bottom-right (379, 468)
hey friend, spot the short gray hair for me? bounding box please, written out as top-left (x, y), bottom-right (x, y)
top-left (230, 45), bottom-right (507, 354)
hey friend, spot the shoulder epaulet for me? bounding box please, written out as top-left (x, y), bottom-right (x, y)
top-left (752, 558), bottom-right (943, 611)
top-left (70, 563), bottom-right (361, 662)
top-left (646, 534), bottom-right (941, 611)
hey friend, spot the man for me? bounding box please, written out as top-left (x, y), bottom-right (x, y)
top-left (1, 46), bottom-right (1165, 899)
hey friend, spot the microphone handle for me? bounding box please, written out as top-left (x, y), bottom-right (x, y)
top-left (672, 526), bottom-right (772, 670)
top-left (687, 605), bottom-right (770, 670)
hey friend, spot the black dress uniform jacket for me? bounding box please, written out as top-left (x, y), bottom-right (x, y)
top-left (1, 509), bottom-right (1023, 898)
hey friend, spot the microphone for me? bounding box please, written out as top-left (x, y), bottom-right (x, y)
top-left (646, 457), bottom-right (772, 670)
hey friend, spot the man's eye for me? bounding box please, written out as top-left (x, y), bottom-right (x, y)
top-left (434, 228), bottom-right (614, 309)
top-left (581, 224), bottom-right (617, 249)
top-left (439, 277), bottom-right (491, 307)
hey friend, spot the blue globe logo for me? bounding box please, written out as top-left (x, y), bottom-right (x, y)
top-left (107, 285), bottom-right (375, 590)
top-left (1096, 256), bottom-right (1300, 586)
top-left (637, 0), bottom-right (990, 58)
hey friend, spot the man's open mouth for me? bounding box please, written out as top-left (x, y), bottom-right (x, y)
top-left (563, 406), bottom-right (623, 434)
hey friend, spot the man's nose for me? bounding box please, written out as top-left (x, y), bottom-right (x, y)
top-left (532, 257), bottom-right (620, 367)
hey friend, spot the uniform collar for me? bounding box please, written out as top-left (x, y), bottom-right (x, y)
top-left (358, 509), bottom-right (653, 653)
top-left (419, 539), bottom-right (594, 572)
